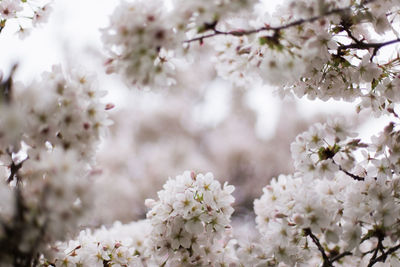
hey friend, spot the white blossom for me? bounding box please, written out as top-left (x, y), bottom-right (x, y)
top-left (146, 171), bottom-right (235, 266)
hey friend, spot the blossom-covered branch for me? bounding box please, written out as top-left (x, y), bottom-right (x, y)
top-left (184, 0), bottom-right (378, 44)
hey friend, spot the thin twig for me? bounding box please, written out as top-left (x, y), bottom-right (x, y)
top-left (338, 165), bottom-right (365, 181)
top-left (338, 38), bottom-right (400, 59)
top-left (331, 251), bottom-right (352, 263)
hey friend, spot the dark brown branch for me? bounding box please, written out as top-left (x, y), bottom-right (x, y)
top-left (184, 0), bottom-right (378, 44)
top-left (363, 247), bottom-right (377, 256)
top-left (338, 39), bottom-right (400, 56)
top-left (7, 160), bottom-right (24, 184)
top-left (342, 26), bottom-right (362, 44)
top-left (0, 64), bottom-right (17, 104)
top-left (338, 165), bottom-right (365, 181)
top-left (305, 228), bottom-right (332, 267)
top-left (369, 232), bottom-right (385, 264)
top-left (6, 155), bottom-right (28, 184)
top-left (305, 229), bottom-right (353, 266)
top-left (367, 243), bottom-right (400, 267)
top-left (331, 251), bottom-right (352, 263)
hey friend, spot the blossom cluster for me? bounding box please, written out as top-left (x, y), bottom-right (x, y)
top-left (290, 118), bottom-right (359, 179)
top-left (103, 0), bottom-right (400, 116)
top-left (249, 118), bottom-right (400, 266)
top-left (40, 171), bottom-right (237, 266)
top-left (291, 118), bottom-right (400, 182)
top-left (101, 0), bottom-right (255, 90)
top-left (0, 65), bottom-right (111, 162)
top-left (101, 0), bottom-right (177, 90)
top-left (43, 220), bottom-right (150, 266)
top-left (17, 149), bottom-right (91, 257)
top-left (253, 173), bottom-right (400, 266)
top-left (0, 65), bottom-right (110, 265)
top-left (0, 0), bottom-right (52, 37)
top-left (363, 122), bottom-right (400, 180)
top-left (209, 0), bottom-right (400, 114)
top-left (145, 171), bottom-right (236, 266)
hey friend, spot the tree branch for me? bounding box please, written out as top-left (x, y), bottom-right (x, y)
top-left (184, 0), bottom-right (378, 44)
top-left (367, 243), bottom-right (400, 267)
top-left (7, 160), bottom-right (24, 184)
top-left (6, 155), bottom-right (28, 184)
top-left (0, 64), bottom-right (17, 105)
top-left (338, 39), bottom-right (400, 59)
top-left (338, 165), bottom-right (365, 181)
top-left (331, 251), bottom-right (352, 263)
top-left (305, 228), bottom-right (353, 266)
top-left (369, 232), bottom-right (384, 264)
top-left (305, 228), bottom-right (333, 267)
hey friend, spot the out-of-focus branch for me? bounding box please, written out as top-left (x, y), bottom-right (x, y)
top-left (0, 64), bottom-right (17, 104)
top-left (6, 160), bottom-right (24, 184)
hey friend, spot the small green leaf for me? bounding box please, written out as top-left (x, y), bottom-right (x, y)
top-left (259, 36), bottom-right (268, 45)
top-left (333, 143), bottom-right (341, 154)
top-left (197, 25), bottom-right (206, 34)
top-left (371, 78), bottom-right (379, 89)
top-left (258, 36), bottom-right (283, 51)
top-left (331, 26), bottom-right (342, 34)
top-left (318, 145), bottom-right (341, 160)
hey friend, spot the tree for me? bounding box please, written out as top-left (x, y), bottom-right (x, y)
top-left (1, 0), bottom-right (400, 266)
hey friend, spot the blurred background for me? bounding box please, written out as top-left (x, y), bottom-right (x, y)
top-left (0, 0), bottom-right (389, 228)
